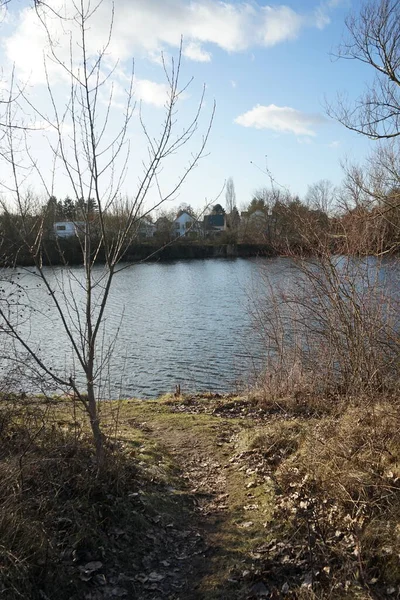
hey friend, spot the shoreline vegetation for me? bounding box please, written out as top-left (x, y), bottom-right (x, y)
top-left (0, 240), bottom-right (276, 268)
top-left (3, 190), bottom-right (400, 268)
top-left (1, 391), bottom-right (399, 600)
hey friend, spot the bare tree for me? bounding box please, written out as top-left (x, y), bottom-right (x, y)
top-left (0, 1), bottom-right (214, 465)
top-left (334, 143), bottom-right (400, 254)
top-left (329, 0), bottom-right (400, 140)
top-left (327, 0), bottom-right (400, 248)
top-left (225, 176), bottom-right (236, 214)
top-left (305, 179), bottom-right (337, 215)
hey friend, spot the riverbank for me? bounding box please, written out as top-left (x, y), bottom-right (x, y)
top-left (1, 240), bottom-right (276, 267)
top-left (1, 392), bottom-right (399, 599)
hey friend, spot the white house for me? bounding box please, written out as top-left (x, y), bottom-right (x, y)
top-left (173, 210), bottom-right (196, 237)
top-left (138, 216), bottom-right (156, 239)
top-left (54, 221), bottom-right (85, 238)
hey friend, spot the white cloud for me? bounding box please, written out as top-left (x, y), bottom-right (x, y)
top-left (4, 6), bottom-right (52, 84)
top-left (315, 0), bottom-right (347, 29)
top-left (260, 6), bottom-right (303, 46)
top-left (134, 79), bottom-right (170, 108)
top-left (183, 41), bottom-right (211, 62)
top-left (328, 140), bottom-right (341, 148)
top-left (235, 104), bottom-right (326, 137)
top-left (31, 120), bottom-right (74, 135)
top-left (314, 6), bottom-right (331, 29)
top-left (230, 80), bottom-right (237, 88)
top-left (3, 0), bottom-right (338, 82)
top-left (2, 3), bottom-right (173, 108)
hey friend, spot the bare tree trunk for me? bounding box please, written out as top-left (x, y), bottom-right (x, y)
top-left (87, 381), bottom-right (104, 467)
top-left (0, 0), bottom-right (214, 468)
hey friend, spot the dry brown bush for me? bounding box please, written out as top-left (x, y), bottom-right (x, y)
top-left (251, 254), bottom-right (400, 401)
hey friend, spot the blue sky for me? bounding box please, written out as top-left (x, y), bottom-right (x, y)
top-left (0, 0), bottom-right (377, 212)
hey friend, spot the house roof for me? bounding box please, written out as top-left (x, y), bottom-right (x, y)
top-left (175, 210), bottom-right (194, 220)
top-left (204, 214), bottom-right (225, 228)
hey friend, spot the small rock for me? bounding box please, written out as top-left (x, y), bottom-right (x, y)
top-left (108, 587), bottom-right (128, 597)
top-left (244, 504), bottom-right (259, 511)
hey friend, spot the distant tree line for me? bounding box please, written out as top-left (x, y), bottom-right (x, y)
top-left (1, 174), bottom-right (400, 265)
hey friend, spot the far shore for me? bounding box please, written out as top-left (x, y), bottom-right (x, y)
top-left (1, 240), bottom-right (277, 267)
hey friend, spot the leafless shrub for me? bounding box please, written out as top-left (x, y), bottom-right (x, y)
top-left (252, 250), bottom-right (400, 400)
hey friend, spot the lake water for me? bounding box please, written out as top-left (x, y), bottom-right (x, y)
top-left (0, 258), bottom-right (294, 398)
top-left (2, 256), bottom-right (397, 399)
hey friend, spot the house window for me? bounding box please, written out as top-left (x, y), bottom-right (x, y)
top-left (175, 222), bottom-right (180, 229)
top-left (56, 225), bottom-right (66, 231)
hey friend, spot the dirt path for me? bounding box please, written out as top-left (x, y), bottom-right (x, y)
top-left (5, 396), bottom-right (393, 599)
top-left (119, 397), bottom-right (387, 600)
top-left (123, 400), bottom-right (274, 600)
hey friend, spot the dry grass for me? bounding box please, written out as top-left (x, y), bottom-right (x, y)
top-left (1, 392), bottom-right (399, 599)
top-left (0, 397), bottom-right (160, 600)
top-left (246, 254), bottom-right (400, 597)
top-left (245, 395), bottom-right (400, 598)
